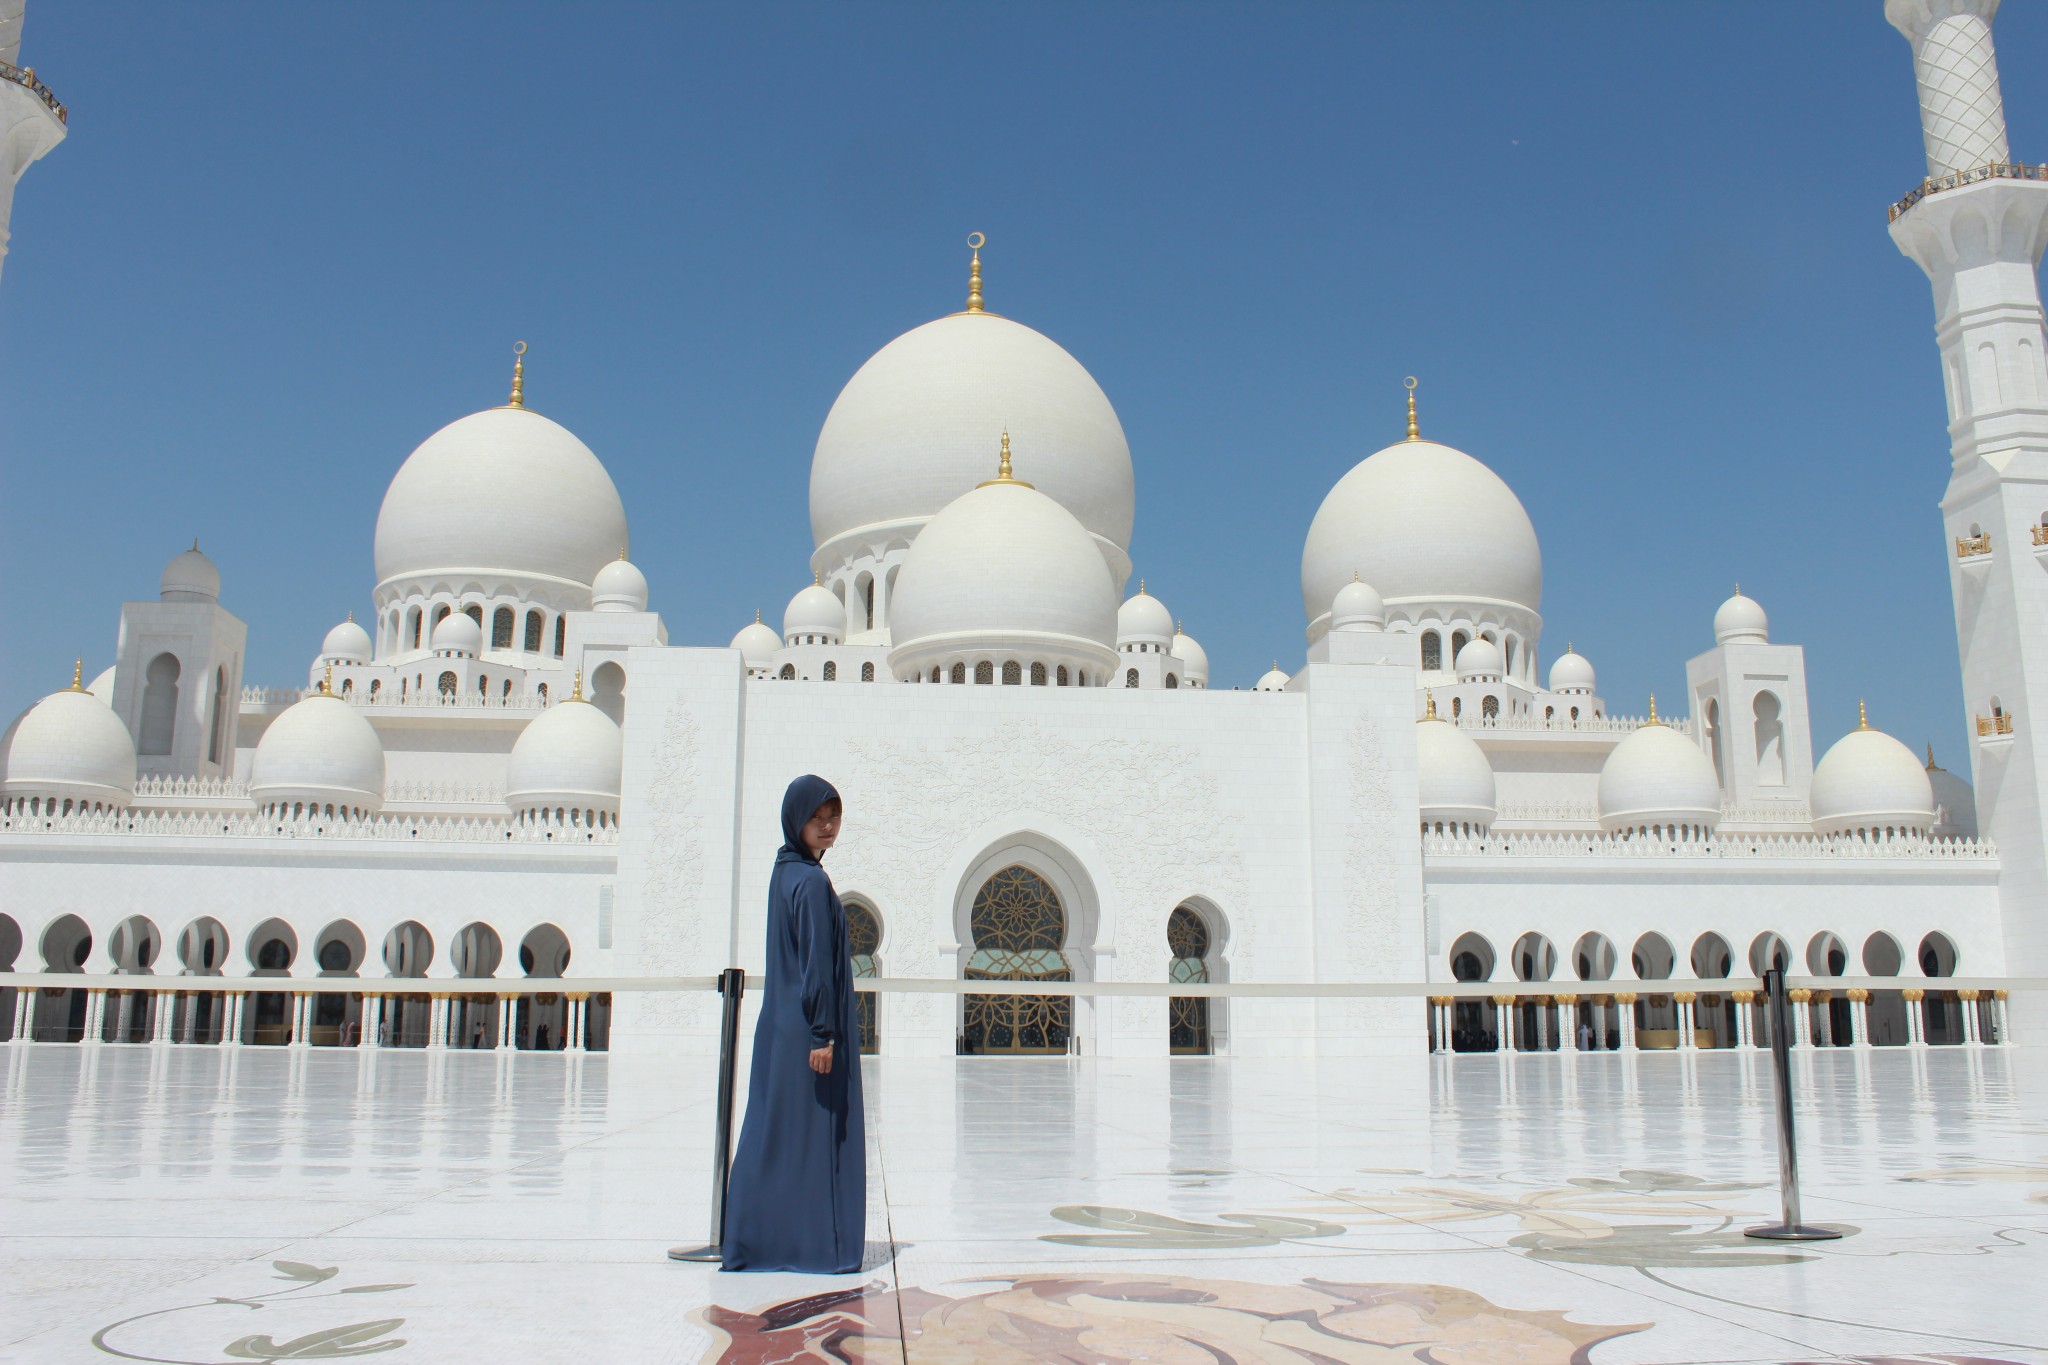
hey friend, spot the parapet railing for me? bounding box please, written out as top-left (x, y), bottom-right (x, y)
top-left (241, 685), bottom-right (551, 712)
top-left (1451, 712), bottom-right (1688, 736)
top-left (1423, 829), bottom-right (1996, 860)
top-left (1890, 161), bottom-right (2048, 221)
top-left (0, 60), bottom-right (65, 124)
top-left (0, 807), bottom-right (617, 845)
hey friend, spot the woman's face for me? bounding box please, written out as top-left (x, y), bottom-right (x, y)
top-left (802, 800), bottom-right (842, 858)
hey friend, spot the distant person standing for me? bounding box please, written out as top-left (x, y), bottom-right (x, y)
top-left (720, 774), bottom-right (865, 1274)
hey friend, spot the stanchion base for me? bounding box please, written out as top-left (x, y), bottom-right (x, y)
top-left (668, 1245), bottom-right (723, 1263)
top-left (1743, 1224), bottom-right (1843, 1241)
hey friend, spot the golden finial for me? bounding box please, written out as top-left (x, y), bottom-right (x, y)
top-left (571, 668), bottom-right (585, 702)
top-left (1733, 583), bottom-right (1742, 597)
top-left (1927, 742), bottom-right (1940, 770)
top-left (619, 547), bottom-right (629, 561)
top-left (1139, 579), bottom-right (1148, 596)
top-left (320, 665), bottom-right (334, 696)
top-left (814, 571), bottom-right (822, 587)
top-left (1646, 693), bottom-right (1662, 726)
top-left (191, 537), bottom-right (200, 553)
top-left (1858, 699), bottom-right (1871, 731)
top-left (67, 659), bottom-right (87, 693)
top-left (507, 341), bottom-right (528, 409)
top-left (1176, 620), bottom-right (1184, 634)
top-left (346, 610), bottom-right (354, 624)
top-left (1404, 376), bottom-right (1419, 441)
top-left (754, 609), bottom-right (762, 624)
top-left (965, 232), bottom-right (986, 313)
top-left (1424, 689), bottom-right (1439, 720)
top-left (979, 428), bottom-right (1035, 488)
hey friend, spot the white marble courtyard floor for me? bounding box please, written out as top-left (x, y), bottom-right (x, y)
top-left (1, 1043), bottom-right (2044, 1364)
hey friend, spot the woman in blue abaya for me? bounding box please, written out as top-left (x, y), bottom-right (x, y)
top-left (720, 774), bottom-right (866, 1273)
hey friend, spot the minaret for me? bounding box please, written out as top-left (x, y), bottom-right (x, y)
top-left (0, 0), bottom-right (68, 294)
top-left (1887, 0), bottom-right (2048, 1013)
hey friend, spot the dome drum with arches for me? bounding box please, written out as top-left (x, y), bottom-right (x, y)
top-left (505, 673), bottom-right (624, 829)
top-left (0, 663), bottom-right (138, 812)
top-left (248, 675), bottom-right (386, 819)
top-left (1596, 700), bottom-right (1721, 837)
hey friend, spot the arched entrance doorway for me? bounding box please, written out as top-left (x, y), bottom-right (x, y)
top-left (1167, 904), bottom-right (1212, 1055)
top-left (962, 865), bottom-right (1071, 1055)
top-left (845, 900), bottom-right (880, 1055)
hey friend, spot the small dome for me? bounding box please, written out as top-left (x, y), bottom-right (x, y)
top-left (322, 616), bottom-right (372, 664)
top-left (731, 615), bottom-right (782, 666)
top-left (1331, 577), bottom-right (1385, 632)
top-left (161, 544), bottom-right (220, 603)
top-left (1925, 748), bottom-right (1977, 838)
top-left (1170, 627), bottom-right (1209, 686)
top-left (1, 671), bottom-right (138, 809)
top-left (1417, 702), bottom-right (1497, 829)
top-left (506, 687), bottom-right (623, 816)
top-left (1117, 584), bottom-right (1174, 644)
top-left (1714, 589), bottom-right (1768, 644)
top-left (1455, 637), bottom-right (1504, 680)
top-left (1810, 708), bottom-right (1936, 836)
top-left (1255, 665), bottom-right (1291, 692)
top-left (591, 556), bottom-right (649, 613)
top-left (783, 581), bottom-right (844, 643)
top-left (248, 686), bottom-right (385, 815)
top-left (888, 449), bottom-right (1118, 679)
top-left (1598, 712), bottom-right (1721, 834)
top-left (1548, 646), bottom-right (1595, 694)
top-left (86, 667), bottom-right (116, 700)
top-left (431, 612), bottom-right (482, 657)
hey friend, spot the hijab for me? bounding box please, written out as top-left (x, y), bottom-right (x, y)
top-left (777, 773), bottom-right (841, 865)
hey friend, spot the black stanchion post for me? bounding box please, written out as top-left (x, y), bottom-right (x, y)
top-left (1744, 966), bottom-right (1842, 1242)
top-left (669, 967), bottom-right (747, 1263)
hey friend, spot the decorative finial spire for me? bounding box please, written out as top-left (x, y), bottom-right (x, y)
top-left (508, 340), bottom-right (528, 409)
top-left (1927, 742), bottom-right (1939, 770)
top-left (1646, 693), bottom-right (1661, 725)
top-left (980, 428), bottom-right (1036, 488)
top-left (965, 232), bottom-right (986, 313)
top-left (754, 609), bottom-right (762, 624)
top-left (68, 659), bottom-right (86, 693)
top-left (320, 664), bottom-right (334, 696)
top-left (1734, 582), bottom-right (1742, 597)
top-left (1404, 376), bottom-right (1419, 441)
top-left (1858, 699), bottom-right (1871, 730)
top-left (1566, 640), bottom-right (1574, 654)
top-left (1139, 579), bottom-right (1147, 596)
top-left (619, 547), bottom-right (629, 561)
top-left (814, 570), bottom-right (822, 587)
top-left (1176, 620), bottom-right (1184, 634)
top-left (1424, 689), bottom-right (1438, 720)
top-left (191, 537), bottom-right (200, 553)
top-left (571, 668), bottom-right (584, 701)
top-left (347, 610), bottom-right (354, 623)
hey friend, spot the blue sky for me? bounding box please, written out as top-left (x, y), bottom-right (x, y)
top-left (3, 1), bottom-right (2042, 771)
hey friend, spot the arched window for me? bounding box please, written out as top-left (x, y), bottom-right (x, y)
top-left (408, 608), bottom-right (424, 650)
top-left (1002, 660), bottom-right (1022, 685)
top-left (974, 661), bottom-right (993, 685)
top-left (206, 665), bottom-right (228, 763)
top-left (1481, 695), bottom-right (1499, 720)
top-left (931, 666), bottom-right (942, 684)
top-left (1168, 905), bottom-right (1212, 1055)
top-left (1451, 630), bottom-right (1470, 661)
top-left (139, 652), bottom-right (181, 756)
top-left (1056, 665), bottom-right (1070, 687)
top-left (438, 671), bottom-right (457, 696)
top-left (1125, 668), bottom-right (1139, 688)
top-left (1451, 697), bottom-right (1462, 718)
top-left (1166, 674), bottom-right (1179, 689)
top-left (340, 678), bottom-right (353, 697)
top-left (846, 901), bottom-right (881, 1054)
top-left (369, 679), bottom-right (382, 701)
top-left (464, 604), bottom-right (483, 628)
top-left (492, 607), bottom-right (515, 649)
top-left (478, 674), bottom-right (490, 694)
top-left (524, 610), bottom-right (544, 653)
top-left (1030, 662), bottom-right (1047, 686)
top-left (964, 866), bottom-right (1071, 1054)
top-left (553, 616), bottom-right (566, 657)
top-left (779, 664), bottom-right (796, 680)
top-left (1420, 631), bottom-right (1441, 671)
top-left (1754, 691), bottom-right (1786, 784)
top-left (861, 662), bottom-right (875, 682)
top-left (536, 683), bottom-right (547, 702)
top-left (1705, 699), bottom-right (1725, 786)
top-left (951, 663), bottom-right (966, 684)
top-left (823, 661), bottom-right (837, 681)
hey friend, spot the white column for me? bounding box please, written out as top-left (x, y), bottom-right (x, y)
top-left (1817, 993), bottom-right (1836, 1048)
top-left (1905, 990), bottom-right (1926, 1045)
top-left (1493, 996), bottom-right (1511, 1052)
top-left (83, 989), bottom-right (106, 1044)
top-left (426, 994), bottom-right (447, 1050)
top-left (1617, 995), bottom-right (1638, 1051)
top-left (1887, 0), bottom-right (2012, 179)
top-left (225, 991), bottom-right (245, 1047)
top-left (114, 989), bottom-right (136, 1043)
top-left (1960, 990), bottom-right (1982, 1044)
top-left (151, 992), bottom-right (173, 1045)
top-left (10, 987), bottom-right (31, 1043)
top-left (1732, 993), bottom-right (1753, 1048)
top-left (497, 996), bottom-right (515, 1051)
top-left (1992, 991), bottom-right (2009, 1043)
top-left (1852, 991), bottom-right (1874, 1049)
top-left (567, 995), bottom-right (587, 1053)
top-left (1675, 995), bottom-right (1696, 1050)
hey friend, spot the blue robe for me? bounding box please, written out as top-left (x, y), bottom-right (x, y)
top-left (720, 774), bottom-right (866, 1273)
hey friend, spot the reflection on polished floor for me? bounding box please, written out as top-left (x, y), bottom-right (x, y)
top-left (1, 1043), bottom-right (2044, 1363)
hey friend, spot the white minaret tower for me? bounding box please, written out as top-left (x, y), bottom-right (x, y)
top-left (1887, 0), bottom-right (2048, 1031)
top-left (0, 0), bottom-right (68, 293)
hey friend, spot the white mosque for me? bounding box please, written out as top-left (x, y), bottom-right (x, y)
top-left (0, 0), bottom-right (2040, 1059)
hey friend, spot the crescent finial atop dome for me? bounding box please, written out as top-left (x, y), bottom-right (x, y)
top-left (965, 232), bottom-right (986, 313)
top-left (1404, 376), bottom-right (1419, 442)
top-left (507, 341), bottom-right (528, 410)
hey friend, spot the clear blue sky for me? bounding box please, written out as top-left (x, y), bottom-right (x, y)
top-left (3, 2), bottom-right (2042, 771)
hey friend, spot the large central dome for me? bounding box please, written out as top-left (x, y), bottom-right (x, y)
top-left (808, 311), bottom-right (1135, 576)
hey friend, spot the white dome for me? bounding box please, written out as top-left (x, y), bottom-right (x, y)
top-left (1117, 585), bottom-right (1174, 644)
top-left (591, 556), bottom-right (649, 613)
top-left (783, 581), bottom-right (844, 643)
top-left (1925, 749), bottom-right (1978, 838)
top-left (248, 688), bottom-right (385, 815)
top-left (731, 616), bottom-right (781, 666)
top-left (1455, 637), bottom-right (1504, 680)
top-left (1548, 647), bottom-right (1595, 694)
top-left (888, 461), bottom-right (1118, 679)
top-left (1302, 438), bottom-right (1541, 636)
top-left (1171, 628), bottom-right (1209, 685)
top-left (506, 692), bottom-right (623, 816)
top-left (1331, 577), bottom-right (1385, 631)
top-left (1417, 704), bottom-right (1496, 828)
top-left (1255, 666), bottom-right (1291, 692)
top-left (1597, 717), bottom-right (1721, 833)
top-left (432, 612), bottom-right (482, 657)
top-left (86, 667), bottom-right (116, 701)
top-left (1714, 589), bottom-right (1768, 644)
top-left (161, 545), bottom-right (220, 603)
top-left (373, 405), bottom-right (628, 601)
top-left (809, 311), bottom-right (1134, 578)
top-left (1810, 711), bottom-right (1936, 836)
top-left (322, 616), bottom-right (372, 664)
top-left (1, 676), bottom-right (137, 808)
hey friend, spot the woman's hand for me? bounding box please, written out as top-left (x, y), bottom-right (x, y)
top-left (808, 1041), bottom-right (834, 1074)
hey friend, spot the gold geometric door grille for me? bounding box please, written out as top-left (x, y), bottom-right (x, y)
top-left (963, 864), bottom-right (1071, 1054)
top-left (1168, 904), bottom-right (1212, 1055)
top-left (847, 900), bottom-right (880, 1055)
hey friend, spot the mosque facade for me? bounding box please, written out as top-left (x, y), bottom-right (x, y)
top-left (0, 1), bottom-right (2041, 1057)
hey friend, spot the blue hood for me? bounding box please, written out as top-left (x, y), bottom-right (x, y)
top-left (778, 774), bottom-right (841, 863)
